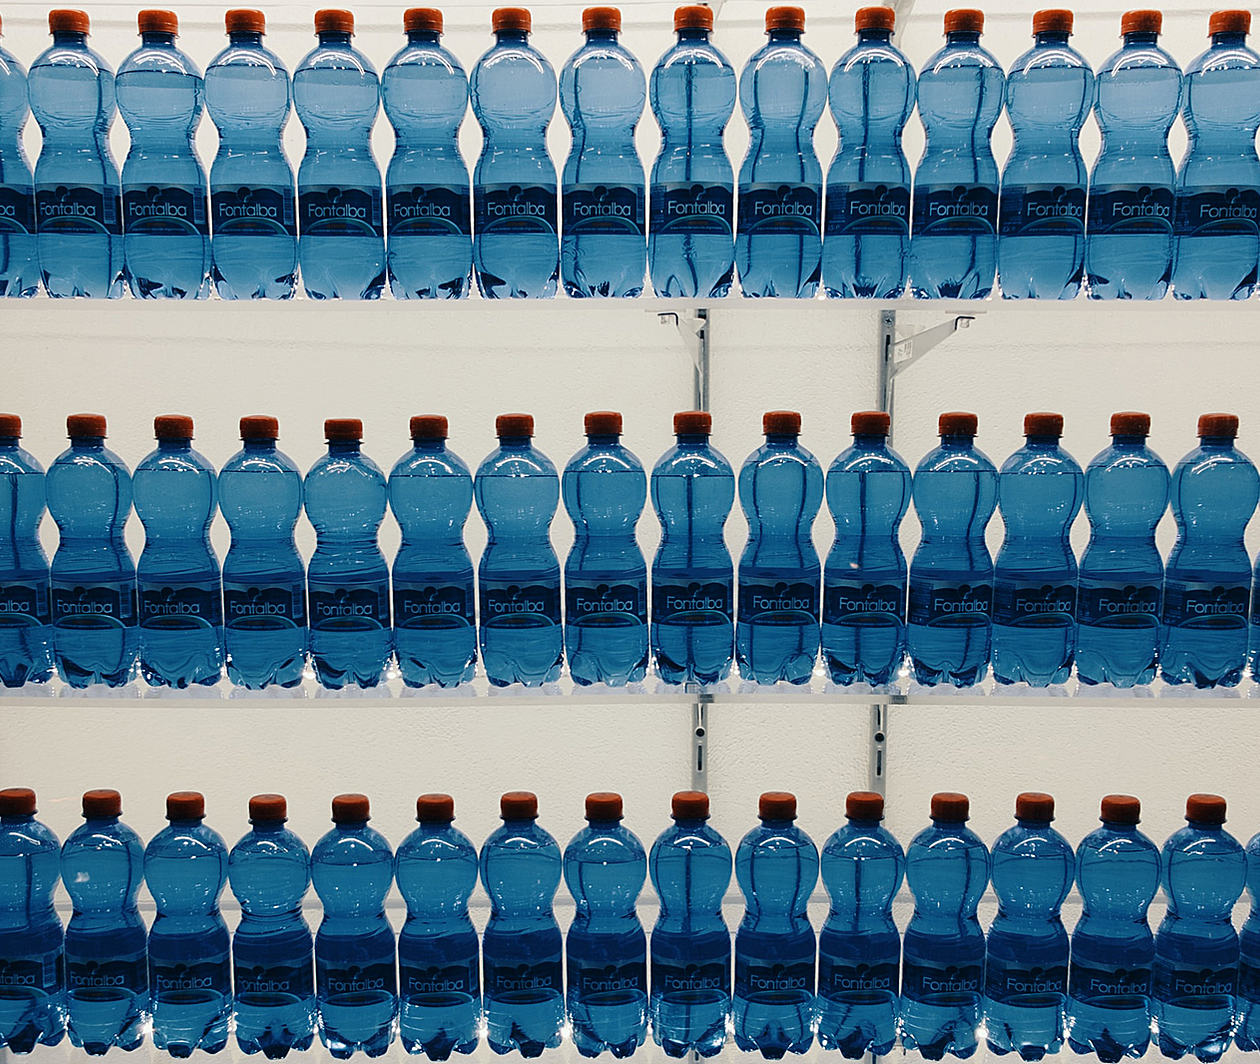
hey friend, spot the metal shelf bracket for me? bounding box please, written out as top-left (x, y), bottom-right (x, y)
top-left (659, 309), bottom-right (711, 411)
top-left (881, 309), bottom-right (977, 385)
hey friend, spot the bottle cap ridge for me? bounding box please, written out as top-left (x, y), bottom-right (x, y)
top-left (324, 418), bottom-right (363, 441)
top-left (846, 790), bottom-right (885, 820)
top-left (155, 414), bottom-right (194, 440)
top-left (404, 7), bottom-right (443, 32)
top-left (1110, 410), bottom-right (1150, 436)
top-left (759, 791), bottom-right (797, 820)
top-left (138, 9), bottom-right (179, 35)
top-left (1210, 9), bottom-right (1250, 35)
top-left (49, 9), bottom-right (90, 34)
top-left (0, 788), bottom-right (37, 816)
top-left (1016, 791), bottom-right (1055, 821)
top-left (674, 410), bottom-right (712, 435)
top-left (1198, 412), bottom-right (1239, 438)
top-left (582, 6), bottom-right (621, 31)
top-left (672, 790), bottom-right (710, 818)
top-left (939, 411), bottom-right (978, 437)
top-left (763, 410), bottom-right (802, 436)
top-left (249, 793), bottom-right (287, 821)
top-left (1120, 8), bottom-right (1161, 34)
top-left (496, 413), bottom-right (534, 438)
top-left (1101, 794), bottom-right (1141, 824)
top-left (68, 413), bottom-right (107, 438)
top-left (493, 7), bottom-right (532, 32)
top-left (1024, 411), bottom-right (1063, 437)
top-left (931, 791), bottom-right (969, 821)
top-left (675, 4), bottom-right (714, 31)
top-left (855, 5), bottom-right (895, 31)
top-left (0, 414), bottom-right (20, 437)
top-left (315, 8), bottom-right (355, 34)
top-left (166, 791), bottom-right (205, 820)
top-left (410, 414), bottom-right (448, 440)
top-left (766, 6), bottom-right (805, 32)
top-left (501, 790), bottom-right (538, 819)
top-left (585, 410), bottom-right (623, 436)
top-left (240, 414), bottom-right (279, 440)
top-left (586, 792), bottom-right (624, 820)
top-left (851, 410), bottom-right (891, 436)
top-left (83, 789), bottom-right (122, 818)
top-left (1186, 793), bottom-right (1226, 823)
top-left (332, 793), bottom-right (370, 823)
top-left (1032, 8), bottom-right (1073, 34)
top-left (226, 8), bottom-right (266, 33)
top-left (417, 793), bottom-right (455, 821)
top-left (944, 8), bottom-right (984, 34)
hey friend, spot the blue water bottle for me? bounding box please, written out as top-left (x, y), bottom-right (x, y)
top-left (983, 792), bottom-right (1073, 1058)
top-left (564, 792), bottom-right (648, 1057)
top-left (1152, 794), bottom-right (1246, 1061)
top-left (305, 419), bottom-right (391, 690)
top-left (116, 9), bottom-right (209, 299)
top-left (822, 411), bottom-right (909, 688)
top-left (910, 9), bottom-right (1004, 299)
top-left (822, 7), bottom-right (915, 299)
top-left (648, 5), bottom-right (736, 297)
top-left (0, 787), bottom-right (64, 1054)
top-left (733, 791), bottom-right (817, 1057)
top-left (992, 412), bottom-right (1083, 686)
top-left (1086, 11), bottom-right (1182, 300)
top-left (389, 415), bottom-right (476, 689)
top-left (145, 791), bottom-right (231, 1057)
top-left (220, 416), bottom-right (307, 690)
top-left (1076, 412), bottom-right (1169, 687)
top-left (481, 791), bottom-right (565, 1056)
top-left (28, 9), bottom-right (122, 298)
top-left (0, 415), bottom-right (51, 687)
top-left (559, 6), bottom-right (646, 298)
top-left (648, 790), bottom-right (731, 1058)
top-left (395, 794), bottom-right (480, 1058)
top-left (383, 8), bottom-right (471, 300)
top-left (816, 791), bottom-right (903, 1058)
top-left (1239, 824), bottom-right (1260, 1051)
top-left (907, 411), bottom-right (997, 687)
top-left (47, 414), bottom-right (138, 688)
top-left (312, 794), bottom-right (396, 1058)
top-left (1065, 794), bottom-right (1160, 1061)
top-left (564, 410), bottom-right (648, 687)
top-left (1173, 10), bottom-right (1260, 300)
top-left (736, 410), bottom-right (822, 685)
top-left (228, 794), bottom-right (315, 1058)
top-left (471, 7), bottom-right (559, 299)
top-left (0, 21), bottom-right (37, 298)
top-left (61, 789), bottom-right (148, 1055)
top-left (1161, 413), bottom-right (1259, 688)
top-left (134, 415), bottom-right (223, 688)
top-left (295, 9), bottom-right (385, 300)
top-left (475, 413), bottom-right (563, 687)
top-left (900, 792), bottom-right (990, 1060)
top-left (204, 9), bottom-right (297, 300)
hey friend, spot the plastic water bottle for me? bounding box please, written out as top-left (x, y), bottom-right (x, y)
top-left (134, 415), bottom-right (224, 688)
top-left (228, 794), bottom-right (315, 1058)
top-left (220, 416), bottom-right (307, 690)
top-left (983, 792), bottom-right (1073, 1058)
top-left (821, 411), bottom-right (909, 688)
top-left (475, 414), bottom-right (562, 687)
top-left (145, 791), bottom-right (230, 1056)
top-left (60, 789), bottom-right (148, 1054)
top-left (1172, 11), bottom-right (1260, 300)
top-left (1085, 11), bottom-right (1182, 300)
top-left (822, 7), bottom-right (915, 299)
top-left (47, 414), bottom-right (138, 688)
top-left (816, 791), bottom-right (904, 1058)
top-left (480, 791), bottom-right (564, 1056)
top-left (471, 7), bottom-right (559, 299)
top-left (1076, 412), bottom-right (1169, 687)
top-left (294, 10), bottom-right (385, 300)
top-left (0, 788), bottom-right (64, 1053)
top-left (559, 6), bottom-right (646, 298)
top-left (1152, 794), bottom-right (1246, 1061)
top-left (996, 11), bottom-right (1092, 300)
top-left (563, 411), bottom-right (648, 687)
top-left (907, 412), bottom-right (997, 687)
top-left (1065, 794), bottom-right (1160, 1061)
top-left (910, 10), bottom-right (1004, 299)
top-left (564, 792), bottom-right (648, 1057)
top-left (736, 410), bottom-right (823, 685)
top-left (1238, 825), bottom-right (1260, 1051)
top-left (648, 791), bottom-right (731, 1058)
top-left (28, 10), bottom-right (123, 298)
top-left (900, 792), bottom-right (990, 1060)
top-left (204, 9), bottom-right (297, 300)
top-left (733, 792), bottom-right (817, 1056)
top-left (648, 5), bottom-right (736, 297)
top-left (0, 416), bottom-right (52, 687)
top-left (394, 794), bottom-right (480, 1058)
top-left (388, 416), bottom-right (476, 689)
top-left (116, 10), bottom-right (210, 299)
top-left (312, 794), bottom-right (396, 1057)
top-left (992, 412), bottom-right (1083, 686)
top-left (383, 8), bottom-right (471, 300)
top-left (1161, 413), bottom-right (1259, 687)
top-left (304, 419), bottom-right (391, 690)
top-left (0, 21), bottom-right (37, 298)
top-left (651, 411), bottom-right (735, 687)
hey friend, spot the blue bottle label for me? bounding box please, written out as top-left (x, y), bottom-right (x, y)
top-left (911, 183), bottom-right (997, 236)
top-left (139, 585), bottom-right (223, 627)
top-left (737, 182), bottom-right (821, 237)
top-left (394, 580), bottom-right (475, 629)
top-left (308, 585), bottom-right (389, 629)
top-left (388, 184), bottom-right (472, 238)
top-left (1238, 958), bottom-right (1260, 1001)
top-left (480, 579), bottom-right (560, 625)
top-left (1161, 581), bottom-right (1249, 627)
top-left (901, 959), bottom-right (983, 999)
top-left (0, 581), bottom-right (50, 624)
top-left (474, 183), bottom-right (558, 237)
top-left (651, 182), bottom-right (734, 237)
top-left (563, 183), bottom-right (645, 236)
top-left (224, 582), bottom-right (307, 627)
top-left (997, 183), bottom-right (1085, 237)
top-left (1175, 186), bottom-right (1260, 237)
top-left (738, 580), bottom-right (819, 622)
top-left (1087, 184), bottom-right (1175, 236)
top-left (817, 957), bottom-right (898, 998)
top-left (123, 185), bottom-right (210, 236)
top-left (152, 958), bottom-right (230, 997)
top-left (1153, 963), bottom-right (1235, 1000)
top-left (984, 958), bottom-right (1067, 1002)
top-left (212, 184), bottom-right (297, 238)
top-left (652, 580), bottom-right (733, 623)
top-left (52, 584), bottom-right (137, 625)
top-left (734, 955), bottom-right (814, 997)
top-left (66, 955), bottom-right (148, 994)
top-left (1077, 582), bottom-right (1161, 626)
top-left (484, 958), bottom-right (562, 997)
top-left (823, 580), bottom-right (905, 624)
top-left (993, 581), bottom-right (1076, 624)
top-left (234, 960), bottom-right (314, 1000)
top-left (299, 185), bottom-right (384, 238)
top-left (824, 182), bottom-right (910, 237)
top-left (571, 958), bottom-right (647, 997)
top-left (318, 959), bottom-right (397, 997)
top-left (907, 581), bottom-right (992, 625)
top-left (566, 579), bottom-right (646, 623)
top-left (35, 185), bottom-right (122, 236)
top-left (0, 950), bottom-right (64, 992)
top-left (651, 958), bottom-right (730, 996)
top-left (400, 959), bottom-right (479, 1000)
top-left (1067, 961), bottom-right (1151, 1001)
top-left (0, 185), bottom-right (36, 235)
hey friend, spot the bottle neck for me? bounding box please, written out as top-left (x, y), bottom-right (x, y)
top-left (0, 814), bottom-right (34, 826)
top-left (930, 817), bottom-right (966, 828)
top-left (502, 816), bottom-right (538, 827)
top-left (335, 819), bottom-right (369, 831)
top-left (759, 817), bottom-right (794, 829)
top-left (229, 30), bottom-right (264, 45)
top-left (586, 433), bottom-right (620, 446)
top-left (495, 29), bottom-right (529, 44)
top-left (251, 820), bottom-right (285, 833)
top-left (0, 437), bottom-right (19, 449)
top-left (1123, 30), bottom-right (1158, 45)
top-left (939, 434), bottom-right (975, 448)
top-left (1024, 434), bottom-right (1061, 447)
top-left (586, 817), bottom-right (621, 829)
top-left (946, 30), bottom-right (981, 45)
top-left (141, 31), bottom-right (176, 46)
top-left (1101, 819), bottom-right (1137, 832)
top-left (858, 28), bottom-right (892, 43)
top-left (317, 30), bottom-right (352, 45)
top-left (168, 817), bottom-right (205, 828)
top-left (327, 439), bottom-right (362, 455)
top-left (1213, 31), bottom-right (1248, 46)
top-left (70, 436), bottom-right (106, 450)
top-left (85, 816), bottom-right (121, 827)
top-left (243, 439), bottom-right (278, 454)
top-left (671, 816), bottom-right (707, 828)
top-left (53, 30), bottom-right (88, 45)
top-left (1034, 31), bottom-right (1070, 45)
top-left (853, 433), bottom-right (888, 447)
top-left (585, 28), bottom-right (618, 43)
top-left (676, 433), bottom-right (710, 446)
top-left (158, 439), bottom-right (193, 453)
top-left (1199, 435), bottom-right (1236, 447)
top-left (1186, 819), bottom-right (1223, 831)
top-left (418, 818), bottom-right (454, 830)
top-left (765, 432), bottom-right (800, 446)
top-left (407, 29), bottom-right (441, 44)
top-left (768, 28), bottom-right (802, 43)
top-left (411, 439), bottom-right (447, 452)
top-left (677, 27), bottom-right (710, 42)
top-left (1111, 433), bottom-right (1148, 447)
top-left (1016, 817), bottom-right (1052, 829)
top-left (497, 435), bottom-right (531, 449)
top-left (846, 816), bottom-right (881, 828)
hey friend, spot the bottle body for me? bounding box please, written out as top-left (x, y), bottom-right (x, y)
top-left (0, 440), bottom-right (52, 686)
top-left (1237, 831), bottom-right (1260, 1052)
top-left (0, 44), bottom-right (38, 297)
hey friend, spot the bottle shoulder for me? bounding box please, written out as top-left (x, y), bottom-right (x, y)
top-left (1008, 41), bottom-right (1092, 80)
top-left (993, 823), bottom-right (1074, 860)
top-left (482, 821), bottom-right (562, 859)
top-left (652, 443), bottom-right (734, 479)
top-left (207, 40), bottom-right (289, 77)
top-left (296, 43), bottom-right (379, 79)
top-left (64, 820), bottom-right (144, 858)
top-left (51, 445), bottom-right (131, 478)
top-left (313, 825), bottom-right (393, 863)
top-left (828, 444), bottom-right (910, 478)
top-left (145, 823), bottom-right (228, 861)
top-left (385, 41), bottom-right (465, 79)
top-left (306, 451), bottom-right (387, 483)
top-left (1185, 41), bottom-right (1260, 79)
top-left (222, 447), bottom-right (300, 476)
top-left (229, 828), bottom-right (310, 866)
top-left (396, 825), bottom-right (477, 865)
top-left (655, 39), bottom-right (735, 77)
top-left (822, 823), bottom-right (904, 863)
top-left (921, 40), bottom-right (1004, 76)
top-left (999, 447), bottom-right (1083, 478)
top-left (0, 447), bottom-right (44, 477)
top-left (1096, 43), bottom-right (1181, 81)
top-left (31, 41), bottom-right (114, 77)
top-left (915, 444), bottom-right (997, 477)
top-left (136, 447), bottom-right (216, 478)
top-left (118, 43), bottom-right (202, 80)
top-left (564, 444), bottom-right (646, 479)
top-left (476, 447), bottom-right (559, 481)
top-left (390, 448), bottom-right (472, 481)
